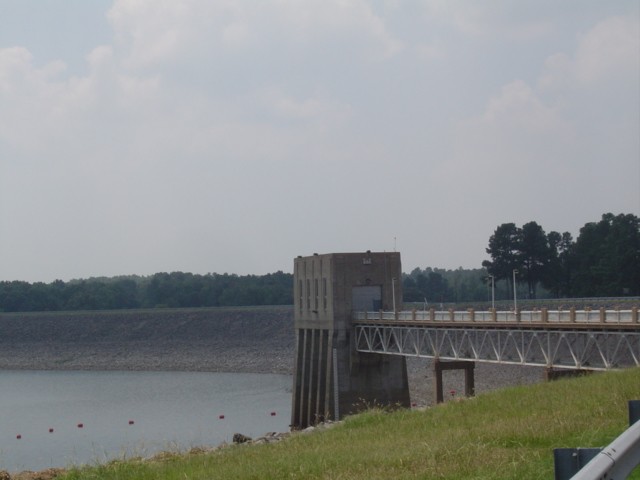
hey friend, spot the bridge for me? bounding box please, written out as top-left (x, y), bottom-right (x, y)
top-left (290, 252), bottom-right (640, 429)
top-left (354, 308), bottom-right (640, 371)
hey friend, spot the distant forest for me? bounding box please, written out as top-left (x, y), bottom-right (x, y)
top-left (0, 272), bottom-right (294, 313)
top-left (0, 213), bottom-right (637, 313)
top-left (405, 213), bottom-right (639, 304)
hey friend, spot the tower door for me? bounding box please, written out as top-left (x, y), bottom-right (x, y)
top-left (352, 286), bottom-right (382, 312)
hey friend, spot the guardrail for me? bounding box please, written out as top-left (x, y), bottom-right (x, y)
top-left (554, 400), bottom-right (640, 479)
top-left (405, 297), bottom-right (640, 312)
top-left (353, 308), bottom-right (640, 325)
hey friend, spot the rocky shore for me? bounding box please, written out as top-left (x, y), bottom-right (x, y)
top-left (0, 307), bottom-right (294, 374)
top-left (0, 306), bottom-right (545, 405)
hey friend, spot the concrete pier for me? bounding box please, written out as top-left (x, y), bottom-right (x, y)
top-left (291, 252), bottom-right (410, 429)
top-left (433, 359), bottom-right (475, 403)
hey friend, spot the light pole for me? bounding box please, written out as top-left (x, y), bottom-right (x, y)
top-left (392, 277), bottom-right (397, 313)
top-left (487, 275), bottom-right (495, 310)
top-left (512, 269), bottom-right (518, 312)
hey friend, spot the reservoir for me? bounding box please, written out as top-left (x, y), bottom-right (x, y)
top-left (0, 370), bottom-right (292, 472)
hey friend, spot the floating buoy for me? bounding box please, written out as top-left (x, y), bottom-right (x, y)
top-left (49, 428), bottom-right (54, 433)
top-left (270, 412), bottom-right (276, 416)
top-left (77, 423), bottom-right (84, 428)
top-left (218, 415), bottom-right (225, 420)
top-left (128, 420), bottom-right (135, 425)
top-left (16, 434), bottom-right (22, 440)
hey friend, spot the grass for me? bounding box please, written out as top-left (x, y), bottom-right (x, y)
top-left (60, 367), bottom-right (640, 479)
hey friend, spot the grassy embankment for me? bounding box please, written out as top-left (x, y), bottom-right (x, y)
top-left (61, 368), bottom-right (640, 480)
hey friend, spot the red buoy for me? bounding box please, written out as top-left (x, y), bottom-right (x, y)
top-left (270, 412), bottom-right (276, 416)
top-left (128, 420), bottom-right (135, 425)
top-left (218, 414), bottom-right (225, 420)
top-left (77, 423), bottom-right (84, 428)
top-left (49, 428), bottom-right (54, 433)
top-left (16, 434), bottom-right (22, 440)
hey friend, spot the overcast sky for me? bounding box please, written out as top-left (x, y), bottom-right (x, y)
top-left (1, 1), bottom-right (638, 282)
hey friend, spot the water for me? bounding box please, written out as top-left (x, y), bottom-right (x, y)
top-left (0, 371), bottom-right (292, 472)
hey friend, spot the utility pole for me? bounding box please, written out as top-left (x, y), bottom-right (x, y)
top-left (513, 269), bottom-right (518, 311)
top-left (488, 275), bottom-right (495, 310)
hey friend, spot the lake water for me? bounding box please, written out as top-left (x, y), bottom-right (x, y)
top-left (0, 371), bottom-right (292, 472)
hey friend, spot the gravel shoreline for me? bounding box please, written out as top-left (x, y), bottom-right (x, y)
top-left (0, 306), bottom-right (546, 405)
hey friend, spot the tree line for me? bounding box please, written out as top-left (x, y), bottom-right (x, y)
top-left (0, 271), bottom-right (294, 312)
top-left (402, 267), bottom-right (490, 304)
top-left (1, 213), bottom-right (636, 312)
top-left (403, 213), bottom-right (638, 304)
top-left (482, 213), bottom-right (639, 299)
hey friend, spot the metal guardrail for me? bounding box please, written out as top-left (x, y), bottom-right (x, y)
top-left (554, 400), bottom-right (640, 479)
top-left (353, 308), bottom-right (640, 325)
top-left (405, 297), bottom-right (640, 312)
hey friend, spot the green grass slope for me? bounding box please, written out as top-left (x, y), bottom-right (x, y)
top-left (62, 367), bottom-right (640, 480)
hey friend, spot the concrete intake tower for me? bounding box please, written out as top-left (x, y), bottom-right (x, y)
top-left (291, 251), bottom-right (410, 429)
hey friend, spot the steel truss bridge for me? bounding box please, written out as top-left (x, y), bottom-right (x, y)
top-left (354, 309), bottom-right (640, 370)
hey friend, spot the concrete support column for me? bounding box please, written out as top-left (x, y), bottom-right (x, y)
top-left (292, 327), bottom-right (334, 428)
top-left (433, 359), bottom-right (475, 404)
top-left (299, 329), bottom-right (312, 426)
top-left (315, 330), bottom-right (327, 423)
top-left (306, 329), bottom-right (319, 425)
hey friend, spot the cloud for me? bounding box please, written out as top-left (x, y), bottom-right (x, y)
top-left (255, 88), bottom-right (354, 123)
top-left (540, 15), bottom-right (640, 90)
top-left (0, 47), bottom-right (68, 153)
top-left (482, 80), bottom-right (564, 131)
top-left (107, 0), bottom-right (402, 70)
top-left (420, 1), bottom-right (553, 39)
top-left (435, 11), bottom-right (639, 246)
top-left (447, 80), bottom-right (574, 190)
top-left (0, 42), bottom-right (164, 162)
top-left (414, 42), bottom-right (445, 60)
top-left (574, 15), bottom-right (640, 85)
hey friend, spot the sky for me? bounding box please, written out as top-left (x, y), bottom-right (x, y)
top-left (0, 1), bottom-right (638, 283)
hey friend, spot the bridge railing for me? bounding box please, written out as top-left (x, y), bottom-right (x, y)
top-left (353, 308), bottom-right (639, 325)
